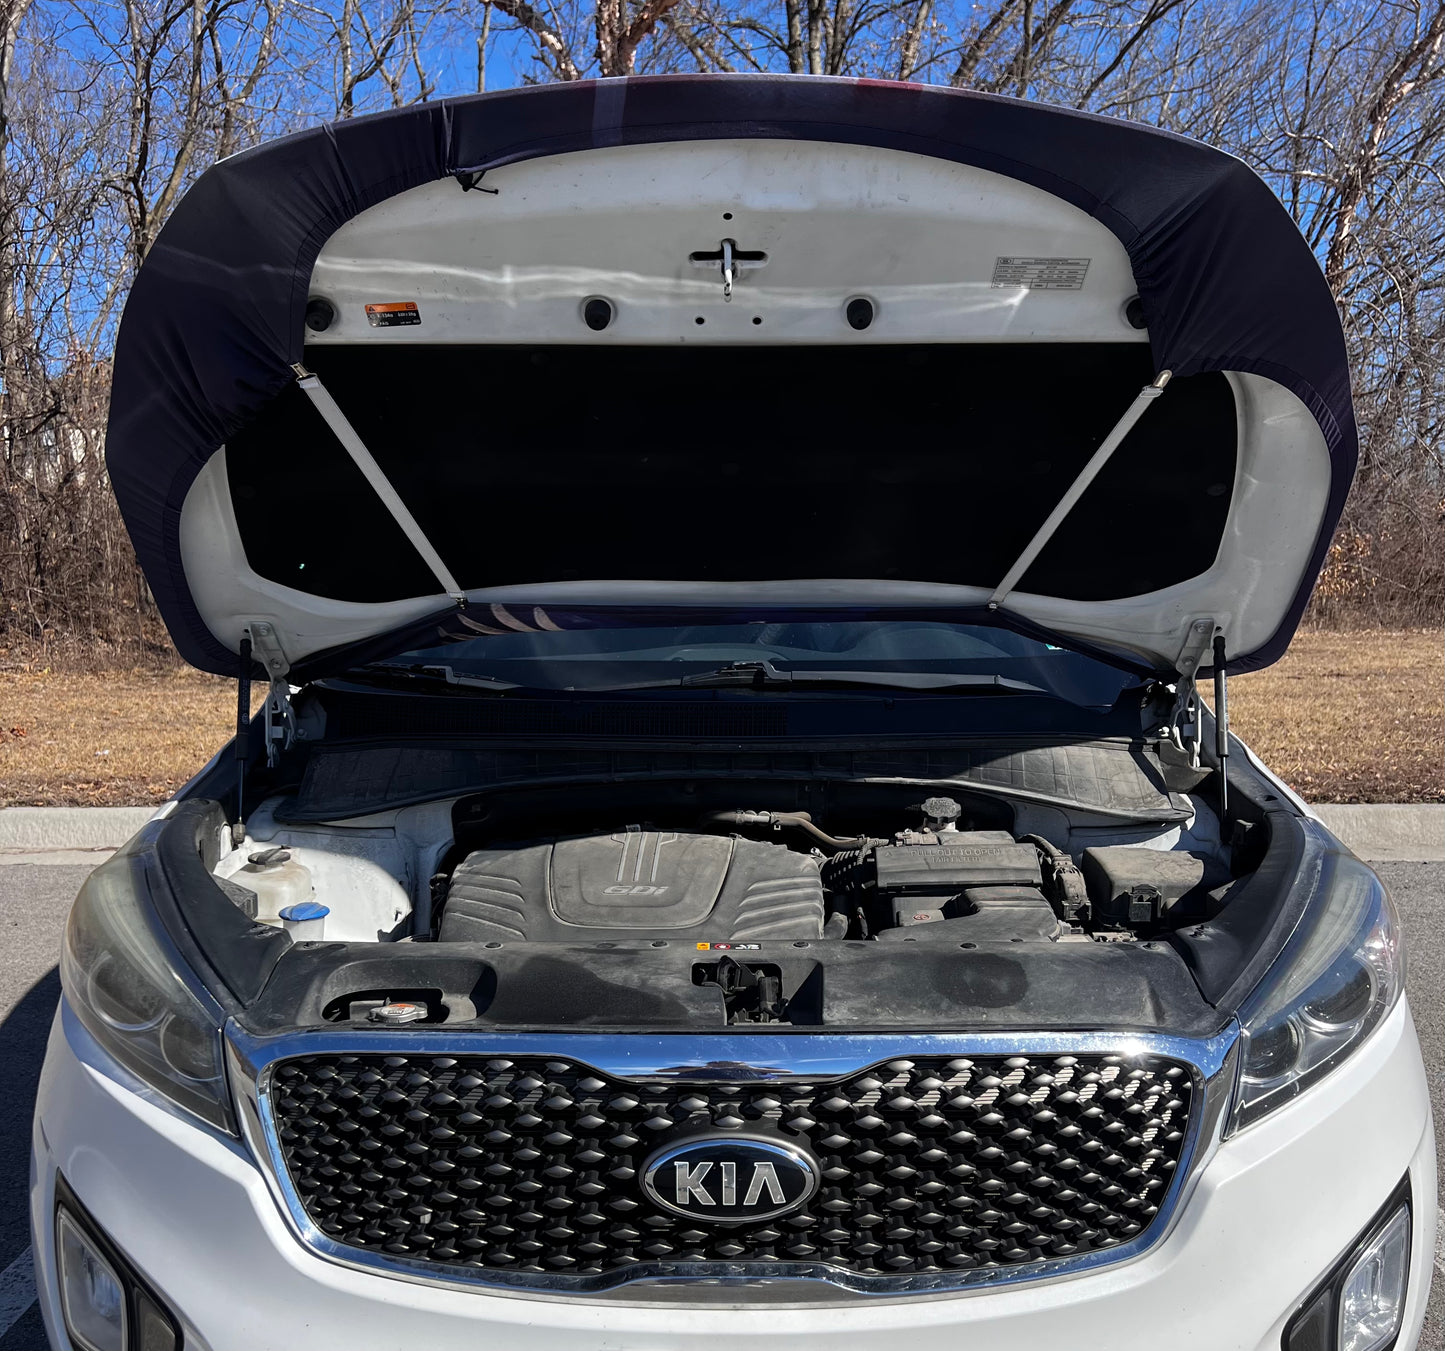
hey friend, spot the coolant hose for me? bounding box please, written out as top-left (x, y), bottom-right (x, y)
top-left (1019, 833), bottom-right (1068, 861)
top-left (1019, 834), bottom-right (1089, 920)
top-left (699, 809), bottom-right (876, 853)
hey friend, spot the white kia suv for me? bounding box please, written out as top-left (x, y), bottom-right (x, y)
top-left (31, 74), bottom-right (1435, 1351)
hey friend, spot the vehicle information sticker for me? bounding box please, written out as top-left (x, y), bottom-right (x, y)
top-left (991, 257), bottom-right (1091, 289)
top-left (365, 301), bottom-right (421, 327)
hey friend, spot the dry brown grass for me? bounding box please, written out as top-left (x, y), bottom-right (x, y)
top-left (1, 667), bottom-right (252, 807)
top-left (2, 629), bottom-right (1441, 807)
top-left (1221, 629), bottom-right (1443, 803)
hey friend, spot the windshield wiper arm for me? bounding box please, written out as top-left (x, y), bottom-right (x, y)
top-left (595, 661), bottom-right (1048, 695)
top-left (350, 659), bottom-right (1051, 697)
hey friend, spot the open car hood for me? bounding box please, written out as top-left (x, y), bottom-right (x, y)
top-left (107, 75), bottom-right (1353, 682)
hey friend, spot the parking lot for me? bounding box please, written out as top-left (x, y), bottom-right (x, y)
top-left (1, 859), bottom-right (1441, 1350)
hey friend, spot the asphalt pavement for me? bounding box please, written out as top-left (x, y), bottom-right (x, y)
top-left (0, 860), bottom-right (1441, 1350)
top-left (0, 866), bottom-right (78, 1351)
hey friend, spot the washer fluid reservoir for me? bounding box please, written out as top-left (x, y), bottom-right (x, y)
top-left (279, 900), bottom-right (330, 941)
top-left (239, 847), bottom-right (315, 925)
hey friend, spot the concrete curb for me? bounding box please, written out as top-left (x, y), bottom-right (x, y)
top-left (1310, 804), bottom-right (1444, 863)
top-left (0, 806), bottom-right (158, 858)
top-left (1, 802), bottom-right (1440, 863)
top-left (0, 848), bottom-right (147, 867)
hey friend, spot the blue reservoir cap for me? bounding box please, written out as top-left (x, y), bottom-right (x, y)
top-left (279, 901), bottom-right (330, 922)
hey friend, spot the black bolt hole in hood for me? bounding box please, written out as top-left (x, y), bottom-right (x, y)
top-left (106, 76), bottom-right (1353, 681)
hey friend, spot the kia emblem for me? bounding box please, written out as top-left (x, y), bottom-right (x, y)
top-left (640, 1138), bottom-right (820, 1224)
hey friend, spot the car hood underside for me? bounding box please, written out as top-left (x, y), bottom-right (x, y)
top-left (106, 76), bottom-right (1354, 681)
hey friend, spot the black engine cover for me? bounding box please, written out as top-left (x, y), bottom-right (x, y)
top-left (823, 833), bottom-right (1057, 941)
top-left (821, 833), bottom-right (1043, 896)
top-left (439, 831), bottom-right (824, 942)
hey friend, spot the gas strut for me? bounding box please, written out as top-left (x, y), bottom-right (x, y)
top-left (1213, 634), bottom-right (1229, 816)
top-left (292, 364), bottom-right (467, 606)
top-left (988, 370), bottom-right (1172, 610)
top-left (233, 635), bottom-right (252, 848)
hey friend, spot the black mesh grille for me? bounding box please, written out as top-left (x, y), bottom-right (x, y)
top-left (269, 1052), bottom-right (1194, 1279)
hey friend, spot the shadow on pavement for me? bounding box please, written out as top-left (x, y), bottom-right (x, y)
top-left (0, 965), bottom-right (59, 1350)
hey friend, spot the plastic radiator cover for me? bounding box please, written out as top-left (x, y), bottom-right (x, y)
top-left (238, 937), bottom-right (1221, 1037)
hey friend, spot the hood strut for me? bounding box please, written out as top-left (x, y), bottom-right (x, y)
top-left (989, 370), bottom-right (1172, 610)
top-left (233, 634), bottom-right (252, 848)
top-left (291, 364), bottom-right (467, 605)
top-left (1213, 634), bottom-right (1230, 815)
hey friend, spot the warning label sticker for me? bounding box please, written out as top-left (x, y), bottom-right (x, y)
top-left (365, 301), bottom-right (421, 327)
top-left (990, 257), bottom-right (1091, 290)
top-left (696, 942), bottom-right (761, 951)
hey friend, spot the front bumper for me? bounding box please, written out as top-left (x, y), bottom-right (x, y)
top-left (32, 997), bottom-right (1437, 1351)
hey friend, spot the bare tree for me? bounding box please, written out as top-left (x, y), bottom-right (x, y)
top-left (54, 0), bottom-right (290, 268)
top-left (2, 0), bottom-right (1443, 658)
top-left (489, 0), bottom-right (684, 77)
top-left (0, 0), bottom-right (35, 390)
top-left (314, 0), bottom-right (448, 114)
top-left (1, 9), bottom-right (141, 649)
top-left (488, 0), bottom-right (583, 78)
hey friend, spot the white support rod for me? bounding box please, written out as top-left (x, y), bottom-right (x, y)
top-left (293, 366), bottom-right (467, 604)
top-left (989, 370), bottom-right (1172, 609)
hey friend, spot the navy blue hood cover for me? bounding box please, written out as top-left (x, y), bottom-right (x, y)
top-left (106, 74), bottom-right (1355, 678)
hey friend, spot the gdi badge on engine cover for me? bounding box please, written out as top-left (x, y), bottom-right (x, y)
top-left (641, 1138), bottom-right (821, 1224)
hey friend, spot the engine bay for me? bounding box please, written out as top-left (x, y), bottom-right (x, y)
top-left (214, 785), bottom-right (1241, 954)
top-left (173, 763), bottom-right (1299, 1038)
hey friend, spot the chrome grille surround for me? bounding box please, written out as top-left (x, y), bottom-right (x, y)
top-left (228, 1026), bottom-right (1239, 1301)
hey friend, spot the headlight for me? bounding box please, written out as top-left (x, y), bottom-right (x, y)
top-left (1232, 843), bottom-right (1403, 1131)
top-left (60, 839), bottom-right (233, 1132)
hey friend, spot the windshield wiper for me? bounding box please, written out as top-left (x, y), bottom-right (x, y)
top-left (350, 662), bottom-right (524, 693)
top-left (595, 661), bottom-right (1048, 695)
top-left (349, 659), bottom-right (1051, 697)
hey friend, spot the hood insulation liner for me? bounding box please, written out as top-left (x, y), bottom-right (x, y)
top-left (229, 343), bottom-right (1235, 607)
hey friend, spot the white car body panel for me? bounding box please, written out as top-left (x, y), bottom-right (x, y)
top-left (32, 995), bottom-right (1436, 1351)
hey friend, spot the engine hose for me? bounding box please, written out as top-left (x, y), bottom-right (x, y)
top-left (1018, 834), bottom-right (1090, 920)
top-left (699, 809), bottom-right (877, 854)
top-left (1018, 833), bottom-right (1068, 861)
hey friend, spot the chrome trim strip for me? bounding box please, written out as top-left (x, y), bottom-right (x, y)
top-left (227, 1023), bottom-right (1240, 1303)
top-left (229, 1026), bottom-right (1237, 1080)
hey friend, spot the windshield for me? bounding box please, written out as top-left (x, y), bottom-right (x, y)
top-left (359, 621), bottom-right (1140, 709)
